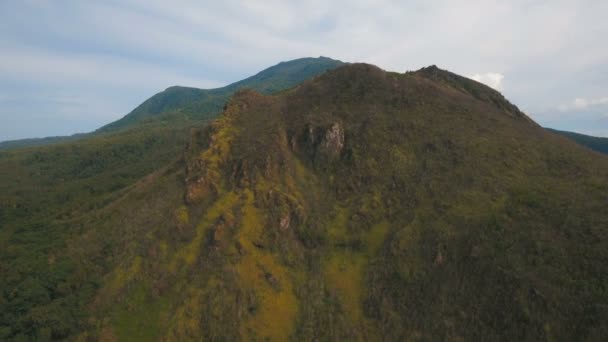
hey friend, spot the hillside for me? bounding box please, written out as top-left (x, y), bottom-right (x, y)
top-left (0, 57), bottom-right (344, 340)
top-left (97, 56), bottom-right (344, 133)
top-left (547, 128), bottom-right (608, 154)
top-left (2, 63), bottom-right (608, 341)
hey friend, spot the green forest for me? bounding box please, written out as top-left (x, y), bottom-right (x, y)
top-left (1, 60), bottom-right (607, 340)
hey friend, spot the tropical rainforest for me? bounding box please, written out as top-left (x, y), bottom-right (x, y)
top-left (1, 57), bottom-right (607, 341)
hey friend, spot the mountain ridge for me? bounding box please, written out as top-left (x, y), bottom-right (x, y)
top-left (96, 56), bottom-right (345, 132)
top-left (0, 57), bottom-right (344, 150)
top-left (546, 128), bottom-right (608, 154)
top-left (2, 57), bottom-right (607, 157)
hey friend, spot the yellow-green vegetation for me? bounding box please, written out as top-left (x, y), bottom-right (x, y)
top-left (107, 256), bottom-right (142, 295)
top-left (173, 191), bottom-right (239, 269)
top-left (186, 114), bottom-right (238, 202)
top-left (325, 209), bottom-right (390, 331)
top-left (199, 115), bottom-right (236, 165)
top-left (111, 284), bottom-right (170, 342)
top-left (165, 286), bottom-right (206, 339)
top-left (326, 206), bottom-right (350, 243)
top-left (367, 222), bottom-right (390, 253)
top-left (174, 205), bottom-right (189, 225)
top-left (235, 190), bottom-right (298, 341)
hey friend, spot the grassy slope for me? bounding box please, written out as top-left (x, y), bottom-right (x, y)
top-left (2, 63), bottom-right (608, 341)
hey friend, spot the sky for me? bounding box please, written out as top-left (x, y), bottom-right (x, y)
top-left (1, 0), bottom-right (607, 141)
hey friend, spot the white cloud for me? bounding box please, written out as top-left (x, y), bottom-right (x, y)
top-left (559, 96), bottom-right (608, 111)
top-left (469, 72), bottom-right (505, 91)
top-left (2, 0), bottom-right (608, 140)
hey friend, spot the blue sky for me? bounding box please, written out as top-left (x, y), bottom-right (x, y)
top-left (1, 0), bottom-right (607, 141)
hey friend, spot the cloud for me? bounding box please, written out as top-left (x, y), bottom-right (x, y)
top-left (537, 95), bottom-right (608, 137)
top-left (558, 96), bottom-right (608, 111)
top-left (0, 43), bottom-right (223, 90)
top-left (1, 0), bottom-right (608, 140)
top-left (469, 73), bottom-right (505, 91)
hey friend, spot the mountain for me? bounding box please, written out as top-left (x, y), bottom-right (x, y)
top-left (2, 62), bottom-right (608, 341)
top-left (546, 128), bottom-right (608, 154)
top-left (0, 57), bottom-right (344, 340)
top-left (0, 57), bottom-right (346, 340)
top-left (97, 56), bottom-right (344, 133)
top-left (0, 57), bottom-right (344, 151)
top-left (0, 133), bottom-right (88, 151)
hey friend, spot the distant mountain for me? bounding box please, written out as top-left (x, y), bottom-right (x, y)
top-left (2, 62), bottom-right (607, 340)
top-left (0, 133), bottom-right (88, 151)
top-left (546, 128), bottom-right (608, 154)
top-left (97, 56), bottom-right (344, 132)
top-left (0, 57), bottom-right (344, 150)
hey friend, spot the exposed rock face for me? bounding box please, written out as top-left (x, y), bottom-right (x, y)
top-left (322, 122), bottom-right (345, 157)
top-left (296, 122), bottom-right (345, 164)
top-left (279, 213), bottom-right (291, 230)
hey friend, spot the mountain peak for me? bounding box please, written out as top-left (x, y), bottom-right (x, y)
top-left (97, 57), bottom-right (345, 133)
top-left (413, 64), bottom-right (531, 122)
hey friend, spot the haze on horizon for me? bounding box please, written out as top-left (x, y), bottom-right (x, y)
top-left (1, 0), bottom-right (607, 141)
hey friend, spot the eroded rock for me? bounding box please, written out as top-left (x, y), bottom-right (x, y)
top-left (296, 121), bottom-right (345, 164)
top-left (322, 122), bottom-right (345, 156)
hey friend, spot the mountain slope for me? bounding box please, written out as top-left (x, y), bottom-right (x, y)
top-left (97, 56), bottom-right (344, 133)
top-left (2, 63), bottom-right (608, 341)
top-left (0, 57), bottom-right (344, 340)
top-left (547, 128), bottom-right (608, 154)
top-left (0, 123), bottom-right (194, 340)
